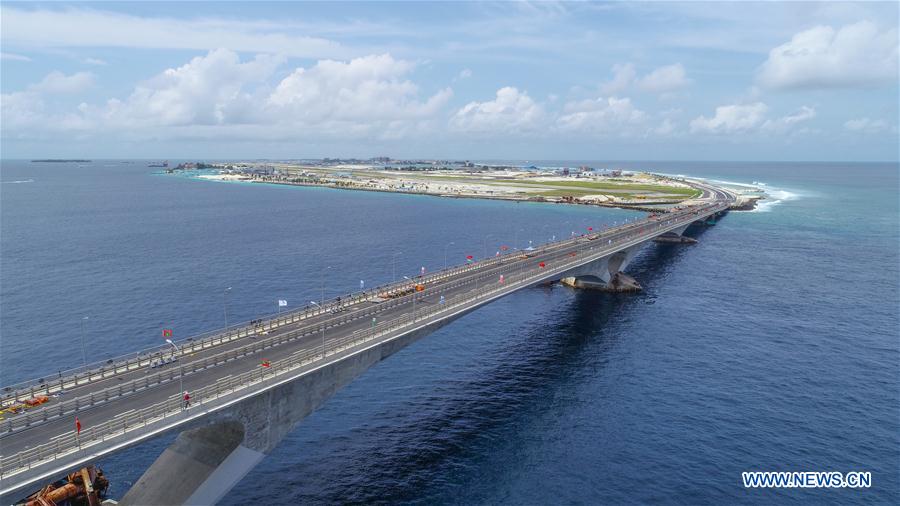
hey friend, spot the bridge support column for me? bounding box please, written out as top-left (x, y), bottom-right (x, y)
top-left (121, 315), bottom-right (461, 505)
top-left (559, 243), bottom-right (643, 293)
top-left (120, 421), bottom-right (262, 506)
top-left (652, 224), bottom-right (697, 244)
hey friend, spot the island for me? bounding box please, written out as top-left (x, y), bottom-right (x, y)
top-left (166, 158), bottom-right (763, 211)
top-left (30, 159), bottom-right (92, 163)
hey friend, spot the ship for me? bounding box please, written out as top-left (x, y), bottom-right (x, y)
top-left (147, 161), bottom-right (168, 168)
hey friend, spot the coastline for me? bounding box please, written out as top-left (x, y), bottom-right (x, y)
top-left (181, 170), bottom-right (762, 212)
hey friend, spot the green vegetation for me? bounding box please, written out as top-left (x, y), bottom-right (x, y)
top-left (496, 179), bottom-right (700, 196)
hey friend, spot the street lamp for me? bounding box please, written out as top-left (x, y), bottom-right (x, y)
top-left (443, 241), bottom-right (455, 269)
top-left (223, 287), bottom-right (232, 329)
top-left (403, 276), bottom-right (417, 320)
top-left (483, 234), bottom-right (493, 261)
top-left (165, 338), bottom-right (183, 402)
top-left (392, 252), bottom-right (403, 282)
top-left (321, 266), bottom-right (332, 304)
top-left (79, 316), bottom-right (89, 366)
top-left (310, 301), bottom-right (327, 358)
top-left (513, 228), bottom-right (525, 251)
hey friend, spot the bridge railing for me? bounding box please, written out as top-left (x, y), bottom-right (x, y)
top-left (0, 204), bottom-right (724, 481)
top-left (2, 199), bottom-right (727, 411)
top-left (0, 209), bottom-right (590, 405)
top-left (1, 198), bottom-right (726, 420)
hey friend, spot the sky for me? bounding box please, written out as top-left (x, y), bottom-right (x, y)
top-left (1, 1), bottom-right (898, 161)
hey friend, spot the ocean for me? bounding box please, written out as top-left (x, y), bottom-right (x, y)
top-left (1, 160), bottom-right (897, 504)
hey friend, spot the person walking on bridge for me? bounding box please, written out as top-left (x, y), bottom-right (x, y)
top-left (183, 391), bottom-right (191, 410)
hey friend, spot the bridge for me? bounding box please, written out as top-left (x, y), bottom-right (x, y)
top-left (0, 179), bottom-right (736, 504)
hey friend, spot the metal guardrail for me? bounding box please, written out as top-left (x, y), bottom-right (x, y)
top-left (0, 202), bottom-right (726, 481)
top-left (0, 243), bottom-right (533, 407)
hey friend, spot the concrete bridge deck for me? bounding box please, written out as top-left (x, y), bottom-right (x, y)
top-left (0, 179), bottom-right (735, 502)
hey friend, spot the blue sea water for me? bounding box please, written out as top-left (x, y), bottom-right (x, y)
top-left (1, 160), bottom-right (897, 504)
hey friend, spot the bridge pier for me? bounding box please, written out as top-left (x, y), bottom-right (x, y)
top-left (652, 223), bottom-right (697, 244)
top-left (559, 242), bottom-right (644, 292)
top-left (120, 313), bottom-right (463, 505)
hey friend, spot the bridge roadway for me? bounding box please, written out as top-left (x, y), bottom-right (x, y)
top-left (0, 179), bottom-right (734, 497)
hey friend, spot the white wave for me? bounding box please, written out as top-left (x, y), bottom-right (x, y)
top-left (752, 188), bottom-right (800, 213)
top-left (0, 179), bottom-right (34, 184)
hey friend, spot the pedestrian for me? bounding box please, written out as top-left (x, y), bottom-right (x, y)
top-left (183, 391), bottom-right (191, 410)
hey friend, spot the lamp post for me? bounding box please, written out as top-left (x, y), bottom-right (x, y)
top-left (443, 241), bottom-right (455, 269)
top-left (79, 316), bottom-right (89, 366)
top-left (482, 234), bottom-right (493, 261)
top-left (392, 252), bottom-right (403, 282)
top-left (165, 338), bottom-right (183, 403)
top-left (223, 287), bottom-right (232, 329)
top-left (321, 266), bottom-right (332, 304)
top-left (403, 276), bottom-right (417, 320)
top-left (310, 301), bottom-right (327, 358)
top-left (513, 228), bottom-right (525, 251)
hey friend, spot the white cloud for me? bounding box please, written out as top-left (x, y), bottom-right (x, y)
top-left (267, 53), bottom-right (452, 124)
top-left (84, 57), bottom-right (107, 66)
top-left (1, 6), bottom-right (345, 59)
top-left (691, 103), bottom-right (818, 135)
top-left (654, 118), bottom-right (676, 136)
top-left (1, 52), bottom-right (31, 61)
top-left (3, 50), bottom-right (454, 142)
top-left (101, 49), bottom-right (283, 127)
top-left (600, 63), bottom-right (636, 95)
top-left (636, 64), bottom-right (690, 93)
top-left (458, 68), bottom-right (472, 80)
top-left (450, 87), bottom-right (543, 134)
top-left (690, 103), bottom-right (769, 134)
top-left (601, 62), bottom-right (691, 95)
top-left (761, 106), bottom-right (817, 133)
top-left (556, 96), bottom-right (646, 135)
top-left (757, 21), bottom-right (899, 89)
top-left (30, 71), bottom-right (95, 94)
top-left (844, 117), bottom-right (890, 133)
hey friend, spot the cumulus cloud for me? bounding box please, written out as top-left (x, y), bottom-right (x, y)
top-left (636, 64), bottom-right (691, 93)
top-left (556, 96), bottom-right (646, 135)
top-left (600, 63), bottom-right (690, 95)
top-left (99, 49), bottom-right (283, 127)
top-left (450, 87), bottom-right (543, 134)
top-left (691, 103), bottom-right (818, 135)
top-left (757, 21), bottom-right (899, 89)
top-left (30, 71), bottom-right (94, 94)
top-left (600, 63), bottom-right (637, 95)
top-left (2, 50), bottom-right (454, 141)
top-left (844, 117), bottom-right (890, 133)
top-left (690, 103), bottom-right (769, 134)
top-left (268, 54), bottom-right (451, 124)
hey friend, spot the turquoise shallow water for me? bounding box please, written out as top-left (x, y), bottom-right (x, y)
top-left (1, 160), bottom-right (897, 504)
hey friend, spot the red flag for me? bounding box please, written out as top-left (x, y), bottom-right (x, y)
top-left (261, 360), bottom-right (271, 368)
top-left (588, 227), bottom-right (593, 231)
top-left (500, 245), bottom-right (509, 251)
top-left (499, 274), bottom-right (505, 283)
top-left (162, 329), bottom-right (173, 337)
top-left (466, 255), bottom-right (474, 262)
top-left (539, 262), bottom-right (546, 268)
top-left (75, 416), bottom-right (81, 434)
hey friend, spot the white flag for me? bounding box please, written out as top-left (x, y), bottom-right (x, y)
top-left (278, 299), bottom-right (287, 307)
